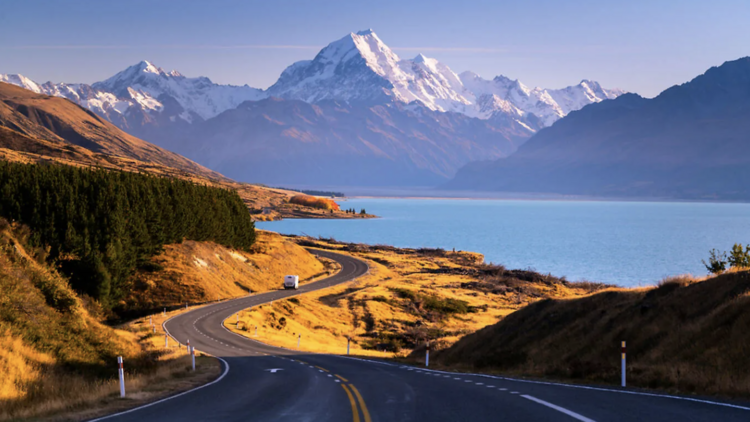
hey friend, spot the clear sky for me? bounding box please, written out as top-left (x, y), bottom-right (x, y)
top-left (1, 0), bottom-right (749, 97)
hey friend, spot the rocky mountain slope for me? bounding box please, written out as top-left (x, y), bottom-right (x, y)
top-left (1, 30), bottom-right (623, 186)
top-left (446, 57), bottom-right (750, 199)
top-left (165, 97), bottom-right (530, 186)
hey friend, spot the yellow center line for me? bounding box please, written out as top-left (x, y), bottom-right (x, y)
top-left (316, 365), bottom-right (330, 372)
top-left (335, 374), bottom-right (349, 382)
top-left (348, 384), bottom-right (372, 422)
top-left (341, 384), bottom-right (360, 422)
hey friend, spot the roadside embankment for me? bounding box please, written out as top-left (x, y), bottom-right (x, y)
top-left (0, 221), bottom-right (219, 421)
top-left (436, 271), bottom-right (750, 399)
top-left (123, 230), bottom-right (326, 315)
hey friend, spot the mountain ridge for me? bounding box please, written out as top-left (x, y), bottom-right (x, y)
top-left (445, 57), bottom-right (750, 199)
top-left (1, 30), bottom-right (624, 186)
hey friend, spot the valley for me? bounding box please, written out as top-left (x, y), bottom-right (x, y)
top-left (3, 5), bottom-right (750, 421)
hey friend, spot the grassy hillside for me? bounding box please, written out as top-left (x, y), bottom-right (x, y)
top-left (227, 237), bottom-right (606, 357)
top-left (0, 220), bottom-right (220, 421)
top-left (436, 271), bottom-right (750, 398)
top-left (0, 82), bottom-right (224, 181)
top-left (0, 162), bottom-right (256, 310)
top-left (124, 230), bottom-right (327, 314)
top-left (0, 82), bottom-right (371, 221)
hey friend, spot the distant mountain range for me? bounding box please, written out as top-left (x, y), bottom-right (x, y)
top-left (0, 30), bottom-right (622, 186)
top-left (445, 57), bottom-right (750, 200)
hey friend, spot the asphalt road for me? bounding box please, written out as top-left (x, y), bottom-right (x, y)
top-left (93, 249), bottom-right (750, 422)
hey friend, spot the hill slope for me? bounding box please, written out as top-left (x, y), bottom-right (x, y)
top-left (166, 97), bottom-right (528, 186)
top-left (1, 30), bottom-right (623, 187)
top-left (437, 272), bottom-right (750, 397)
top-left (446, 57), bottom-right (750, 199)
top-left (0, 82), bottom-right (225, 181)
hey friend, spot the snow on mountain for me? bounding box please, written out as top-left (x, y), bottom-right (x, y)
top-left (92, 61), bottom-right (265, 121)
top-left (268, 29), bottom-right (475, 113)
top-left (268, 30), bottom-right (623, 130)
top-left (0, 61), bottom-right (264, 126)
top-left (0, 74), bottom-right (44, 93)
top-left (459, 72), bottom-right (624, 127)
top-left (1, 30), bottom-right (623, 134)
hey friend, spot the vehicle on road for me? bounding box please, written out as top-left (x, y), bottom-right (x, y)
top-left (283, 275), bottom-right (299, 289)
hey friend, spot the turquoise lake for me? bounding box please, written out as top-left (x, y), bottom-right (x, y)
top-left (257, 198), bottom-right (750, 287)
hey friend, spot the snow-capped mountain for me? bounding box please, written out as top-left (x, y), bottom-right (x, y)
top-left (460, 72), bottom-right (624, 126)
top-left (267, 29), bottom-right (475, 114)
top-left (0, 30), bottom-right (625, 186)
top-left (1, 31), bottom-right (622, 134)
top-left (1, 61), bottom-right (264, 128)
top-left (92, 61), bottom-right (264, 123)
top-left (267, 30), bottom-right (623, 130)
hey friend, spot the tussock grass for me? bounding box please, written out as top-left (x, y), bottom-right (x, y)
top-left (123, 230), bottom-right (325, 317)
top-left (227, 237), bottom-right (601, 358)
top-left (0, 222), bottom-right (219, 421)
top-left (437, 270), bottom-right (750, 399)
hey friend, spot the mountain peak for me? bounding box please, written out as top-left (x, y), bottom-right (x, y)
top-left (413, 53), bottom-right (429, 62)
top-left (356, 29), bottom-right (375, 36)
top-left (137, 60), bottom-right (162, 74)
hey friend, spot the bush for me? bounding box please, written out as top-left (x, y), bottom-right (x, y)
top-left (728, 243), bottom-right (750, 269)
top-left (289, 195), bottom-right (340, 211)
top-left (703, 249), bottom-right (728, 274)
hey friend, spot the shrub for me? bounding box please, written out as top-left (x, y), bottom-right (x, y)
top-left (703, 249), bottom-right (728, 274)
top-left (728, 243), bottom-right (750, 269)
top-left (289, 195), bottom-right (341, 211)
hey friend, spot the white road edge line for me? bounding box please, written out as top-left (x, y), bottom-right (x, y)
top-left (87, 314), bottom-right (231, 422)
top-left (337, 357), bottom-right (750, 412)
top-left (521, 395), bottom-right (596, 422)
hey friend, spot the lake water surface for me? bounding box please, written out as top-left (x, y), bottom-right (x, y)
top-left (257, 198), bottom-right (750, 287)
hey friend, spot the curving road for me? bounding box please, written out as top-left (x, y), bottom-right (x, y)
top-left (94, 250), bottom-right (750, 422)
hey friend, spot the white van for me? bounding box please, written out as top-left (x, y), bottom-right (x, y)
top-left (283, 275), bottom-right (299, 290)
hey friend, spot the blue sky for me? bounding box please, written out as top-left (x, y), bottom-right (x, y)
top-left (1, 0), bottom-right (749, 97)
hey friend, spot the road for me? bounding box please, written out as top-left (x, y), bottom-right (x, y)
top-left (94, 249), bottom-right (750, 422)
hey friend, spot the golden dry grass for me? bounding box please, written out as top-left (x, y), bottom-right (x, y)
top-left (226, 237), bottom-right (601, 358)
top-left (125, 230), bottom-right (326, 312)
top-left (0, 221), bottom-right (221, 421)
top-left (437, 270), bottom-right (750, 398)
top-left (289, 195), bottom-right (341, 211)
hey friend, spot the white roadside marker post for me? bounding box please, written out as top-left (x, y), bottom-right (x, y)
top-left (621, 341), bottom-right (627, 387)
top-left (298, 334), bottom-right (301, 349)
top-left (152, 326), bottom-right (156, 334)
top-left (165, 334), bottom-right (169, 348)
top-left (185, 302), bottom-right (188, 310)
top-left (255, 326), bottom-right (258, 337)
top-left (426, 341), bottom-right (430, 367)
top-left (163, 307), bottom-right (166, 316)
top-left (117, 356), bottom-right (125, 398)
top-left (236, 314), bottom-right (239, 324)
top-left (191, 346), bottom-right (196, 371)
top-left (149, 315), bottom-right (152, 326)
top-left (347, 337), bottom-right (350, 355)
top-left (186, 339), bottom-right (190, 354)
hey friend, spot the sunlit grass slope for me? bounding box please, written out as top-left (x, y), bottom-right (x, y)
top-left (126, 230), bottom-right (326, 313)
top-left (227, 237), bottom-right (605, 358)
top-left (436, 272), bottom-right (750, 398)
top-left (0, 220), bottom-right (219, 421)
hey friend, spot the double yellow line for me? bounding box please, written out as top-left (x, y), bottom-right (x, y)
top-left (341, 381), bottom-right (371, 422)
top-left (296, 362), bottom-right (370, 422)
